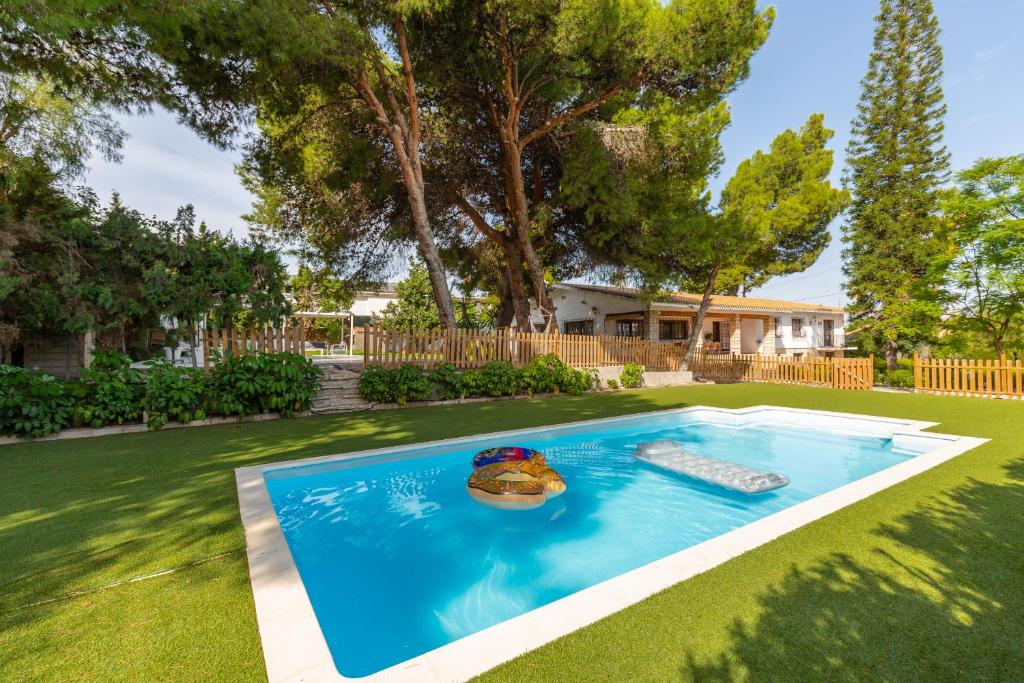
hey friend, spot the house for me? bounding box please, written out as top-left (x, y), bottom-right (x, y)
top-left (349, 285), bottom-right (400, 326)
top-left (545, 283), bottom-right (849, 357)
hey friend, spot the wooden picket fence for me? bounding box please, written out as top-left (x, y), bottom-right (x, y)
top-left (691, 351), bottom-right (874, 391)
top-left (914, 353), bottom-right (1024, 399)
top-left (362, 327), bottom-right (687, 371)
top-left (202, 326), bottom-right (306, 368)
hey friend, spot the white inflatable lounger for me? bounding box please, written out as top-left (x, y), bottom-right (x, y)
top-left (633, 440), bottom-right (790, 494)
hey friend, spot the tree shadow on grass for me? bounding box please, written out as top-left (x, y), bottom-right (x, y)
top-left (682, 459), bottom-right (1024, 682)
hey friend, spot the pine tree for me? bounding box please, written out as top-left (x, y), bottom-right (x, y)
top-left (843, 0), bottom-right (950, 368)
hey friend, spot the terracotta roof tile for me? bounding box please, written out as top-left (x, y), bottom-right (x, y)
top-left (556, 283), bottom-right (843, 314)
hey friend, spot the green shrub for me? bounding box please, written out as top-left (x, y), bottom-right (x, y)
top-left (558, 364), bottom-right (597, 395)
top-left (429, 363), bottom-right (464, 400)
top-left (143, 361), bottom-right (207, 430)
top-left (75, 351), bottom-right (144, 428)
top-left (460, 368), bottom-right (482, 397)
top-left (881, 368), bottom-right (915, 389)
top-left (519, 354), bottom-right (564, 395)
top-left (358, 365), bottom-right (394, 402)
top-left (390, 364), bottom-right (434, 404)
top-left (208, 352), bottom-right (321, 417)
top-left (470, 360), bottom-right (520, 397)
top-left (518, 354), bottom-right (596, 396)
top-left (0, 366), bottom-right (74, 437)
top-left (620, 363), bottom-right (644, 389)
top-left (606, 378), bottom-right (619, 390)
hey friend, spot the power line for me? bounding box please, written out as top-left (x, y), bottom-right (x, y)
top-left (755, 265), bottom-right (843, 291)
top-left (792, 291), bottom-right (844, 302)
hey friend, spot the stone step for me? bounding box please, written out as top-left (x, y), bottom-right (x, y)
top-left (318, 378), bottom-right (361, 390)
top-left (314, 387), bottom-right (362, 399)
top-left (310, 397), bottom-right (371, 414)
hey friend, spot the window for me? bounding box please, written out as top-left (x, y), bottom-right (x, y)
top-left (615, 319), bottom-right (642, 337)
top-left (791, 317), bottom-right (804, 338)
top-left (563, 319), bottom-right (594, 336)
top-left (774, 316), bottom-right (784, 337)
top-left (823, 319), bottom-right (834, 347)
top-left (659, 320), bottom-right (689, 340)
top-left (710, 321), bottom-right (730, 351)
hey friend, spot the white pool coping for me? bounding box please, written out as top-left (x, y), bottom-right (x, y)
top-left (235, 405), bottom-right (987, 683)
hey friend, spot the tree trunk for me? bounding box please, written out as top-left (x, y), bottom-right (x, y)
top-left (503, 241), bottom-right (533, 331)
top-left (352, 36), bottom-right (457, 330)
top-left (407, 193), bottom-right (458, 328)
top-left (494, 266), bottom-right (515, 329)
top-left (501, 138), bottom-right (556, 332)
top-left (885, 342), bottom-right (898, 370)
top-left (684, 263), bottom-right (721, 369)
top-left (452, 193), bottom-right (532, 331)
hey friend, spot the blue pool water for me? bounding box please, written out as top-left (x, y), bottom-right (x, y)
top-left (264, 411), bottom-right (916, 677)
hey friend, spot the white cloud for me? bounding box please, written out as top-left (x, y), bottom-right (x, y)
top-left (83, 108), bottom-right (256, 237)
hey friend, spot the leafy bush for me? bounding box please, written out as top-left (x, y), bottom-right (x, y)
top-left (143, 361), bottom-right (207, 430)
top-left (390, 364), bottom-right (434, 404)
top-left (518, 354), bottom-right (596, 396)
top-left (0, 366), bottom-right (74, 437)
top-left (876, 358), bottom-right (915, 389)
top-left (558, 365), bottom-right (597, 395)
top-left (606, 378), bottom-right (619, 390)
top-left (429, 363), bottom-right (464, 400)
top-left (469, 360), bottom-right (520, 397)
top-left (358, 357), bottom-right (597, 404)
top-left (519, 354), bottom-right (564, 395)
top-left (209, 352), bottom-right (321, 417)
top-left (620, 363), bottom-right (644, 389)
top-left (75, 351), bottom-right (144, 428)
top-left (358, 365), bottom-right (396, 403)
top-left (881, 368), bottom-right (915, 389)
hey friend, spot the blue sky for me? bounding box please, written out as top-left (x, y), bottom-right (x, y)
top-left (84, 0), bottom-right (1024, 303)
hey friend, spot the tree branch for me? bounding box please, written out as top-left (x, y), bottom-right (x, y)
top-left (453, 194), bottom-right (508, 245)
top-left (394, 16), bottom-right (420, 157)
top-left (518, 84), bottom-right (623, 151)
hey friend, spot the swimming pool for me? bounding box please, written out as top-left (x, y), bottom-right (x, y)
top-left (237, 406), bottom-right (985, 682)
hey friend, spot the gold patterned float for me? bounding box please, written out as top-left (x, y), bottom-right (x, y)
top-left (466, 447), bottom-right (566, 510)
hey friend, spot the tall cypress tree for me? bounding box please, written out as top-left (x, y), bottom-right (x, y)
top-left (843, 0), bottom-right (950, 368)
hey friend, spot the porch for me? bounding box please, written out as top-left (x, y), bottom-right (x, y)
top-left (602, 309), bottom-right (778, 355)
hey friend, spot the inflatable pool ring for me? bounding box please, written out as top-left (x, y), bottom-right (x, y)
top-left (471, 446), bottom-right (544, 469)
top-left (467, 452), bottom-right (566, 510)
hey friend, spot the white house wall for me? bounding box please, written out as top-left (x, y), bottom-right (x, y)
top-left (740, 318), bottom-right (761, 353)
top-left (771, 313), bottom-right (845, 354)
top-left (350, 293), bottom-right (399, 318)
top-left (551, 285), bottom-right (845, 354)
top-left (551, 287), bottom-right (646, 335)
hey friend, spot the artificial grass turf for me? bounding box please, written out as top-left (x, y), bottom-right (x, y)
top-left (0, 384), bottom-right (1020, 681)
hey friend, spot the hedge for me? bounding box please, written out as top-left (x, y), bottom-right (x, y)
top-left (0, 351), bottom-right (321, 438)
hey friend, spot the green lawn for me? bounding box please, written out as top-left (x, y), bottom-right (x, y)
top-left (1, 384), bottom-right (1021, 681)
